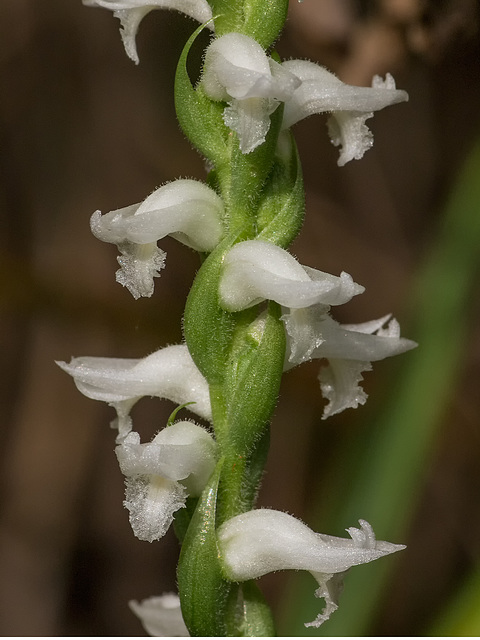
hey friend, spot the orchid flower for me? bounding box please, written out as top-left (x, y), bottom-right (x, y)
top-left (90, 179), bottom-right (224, 298)
top-left (83, 0), bottom-right (213, 64)
top-left (283, 310), bottom-right (417, 418)
top-left (56, 344), bottom-right (212, 441)
top-left (218, 240), bottom-right (363, 312)
top-left (201, 33), bottom-right (300, 153)
top-left (129, 593), bottom-right (189, 636)
top-left (218, 509), bottom-right (405, 628)
top-left (117, 421), bottom-right (216, 541)
top-left (282, 60), bottom-right (409, 166)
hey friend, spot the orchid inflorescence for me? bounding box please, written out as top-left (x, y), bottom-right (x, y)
top-left (60, 0), bottom-right (414, 635)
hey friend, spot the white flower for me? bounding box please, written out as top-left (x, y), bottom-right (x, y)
top-left (282, 60), bottom-right (409, 166)
top-left (201, 33), bottom-right (300, 153)
top-left (90, 179), bottom-right (224, 298)
top-left (117, 420), bottom-right (216, 541)
top-left (218, 239), bottom-right (363, 312)
top-left (283, 310), bottom-right (417, 418)
top-left (83, 0), bottom-right (213, 64)
top-left (218, 509), bottom-right (405, 628)
top-left (56, 344), bottom-right (212, 441)
top-left (129, 593), bottom-right (189, 636)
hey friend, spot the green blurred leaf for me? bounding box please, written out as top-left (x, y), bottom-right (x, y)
top-left (282, 138), bottom-right (480, 635)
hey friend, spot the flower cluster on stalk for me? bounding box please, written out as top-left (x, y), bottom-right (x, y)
top-left (61, 0), bottom-right (415, 635)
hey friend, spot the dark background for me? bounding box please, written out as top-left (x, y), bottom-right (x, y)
top-left (1, 0), bottom-right (479, 635)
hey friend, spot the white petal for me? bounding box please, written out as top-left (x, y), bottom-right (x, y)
top-left (128, 180), bottom-right (224, 250)
top-left (202, 33), bottom-right (276, 102)
top-left (282, 61), bottom-right (408, 127)
top-left (310, 314), bottom-right (416, 362)
top-left (124, 474), bottom-right (186, 541)
top-left (282, 306), bottom-right (328, 367)
top-left (116, 421), bottom-right (216, 494)
top-left (129, 593), bottom-right (189, 637)
top-left (56, 344), bottom-right (212, 422)
top-left (219, 240), bottom-right (363, 312)
top-left (83, 0), bottom-right (213, 64)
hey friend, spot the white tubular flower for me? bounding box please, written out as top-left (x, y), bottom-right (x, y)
top-left (129, 593), bottom-right (189, 636)
top-left (117, 421), bottom-right (216, 542)
top-left (201, 33), bottom-right (300, 153)
top-left (282, 60), bottom-right (409, 166)
top-left (90, 180), bottom-right (224, 299)
top-left (218, 509), bottom-right (405, 628)
top-left (283, 311), bottom-right (417, 418)
top-left (218, 240), bottom-right (363, 312)
top-left (56, 344), bottom-right (212, 441)
top-left (83, 0), bottom-right (213, 64)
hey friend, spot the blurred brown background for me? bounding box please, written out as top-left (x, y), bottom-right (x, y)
top-left (1, 0), bottom-right (479, 635)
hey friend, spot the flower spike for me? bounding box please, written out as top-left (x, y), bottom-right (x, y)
top-left (56, 344), bottom-right (212, 440)
top-left (282, 60), bottom-right (408, 165)
top-left (218, 509), bottom-right (405, 628)
top-left (83, 0), bottom-right (213, 64)
top-left (90, 179), bottom-right (224, 298)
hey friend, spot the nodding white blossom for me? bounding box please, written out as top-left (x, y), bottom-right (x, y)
top-left (83, 0), bottom-right (213, 64)
top-left (218, 240), bottom-right (363, 312)
top-left (117, 421), bottom-right (216, 541)
top-left (90, 180), bottom-right (224, 298)
top-left (282, 60), bottom-right (409, 166)
top-left (283, 310), bottom-right (417, 418)
top-left (201, 33), bottom-right (300, 153)
top-left (218, 509), bottom-right (405, 628)
top-left (56, 344), bottom-right (212, 441)
top-left (129, 593), bottom-right (189, 636)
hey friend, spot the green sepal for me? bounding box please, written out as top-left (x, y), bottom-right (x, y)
top-left (220, 302), bottom-right (286, 453)
top-left (256, 132), bottom-right (305, 248)
top-left (175, 23), bottom-right (228, 165)
top-left (209, 0), bottom-right (289, 48)
top-left (221, 582), bottom-right (276, 637)
top-left (183, 234), bottom-right (244, 385)
top-left (177, 459), bottom-right (231, 636)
